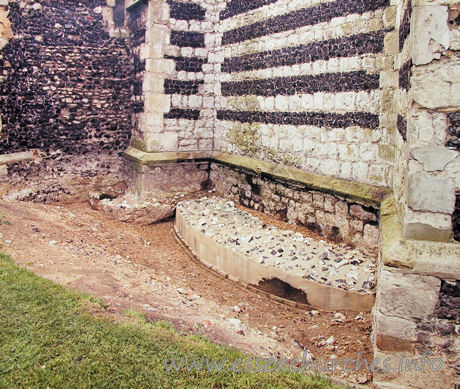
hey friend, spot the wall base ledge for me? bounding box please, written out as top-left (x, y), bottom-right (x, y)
top-left (381, 196), bottom-right (459, 279)
top-left (123, 147), bottom-right (391, 207)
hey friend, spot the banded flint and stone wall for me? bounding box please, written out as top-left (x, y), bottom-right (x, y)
top-left (127, 0), bottom-right (224, 153)
top-left (0, 2), bottom-right (459, 386)
top-left (163, 0), bottom-right (218, 151)
top-left (126, 0), bottom-right (150, 147)
top-left (213, 0), bottom-right (397, 187)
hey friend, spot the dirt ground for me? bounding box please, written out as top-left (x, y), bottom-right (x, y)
top-left (0, 198), bottom-right (374, 386)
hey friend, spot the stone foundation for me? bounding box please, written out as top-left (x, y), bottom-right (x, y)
top-left (210, 163), bottom-right (381, 253)
top-left (125, 151), bottom-right (210, 195)
top-left (372, 196), bottom-right (459, 388)
top-left (0, 151), bottom-right (129, 203)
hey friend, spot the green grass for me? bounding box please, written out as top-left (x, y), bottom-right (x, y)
top-left (0, 253), bottom-right (340, 388)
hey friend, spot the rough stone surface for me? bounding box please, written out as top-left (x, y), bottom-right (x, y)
top-left (89, 192), bottom-right (175, 225)
top-left (407, 172), bottom-right (455, 214)
top-left (412, 5), bottom-right (450, 66)
top-left (178, 196), bottom-right (377, 293)
top-left (374, 312), bottom-right (417, 351)
top-left (378, 270), bottom-right (441, 320)
top-left (0, 7), bottom-right (12, 39)
top-left (128, 161), bottom-right (210, 195)
top-left (411, 146), bottom-right (457, 172)
top-left (210, 163), bottom-right (380, 252)
top-left (0, 1), bottom-right (133, 155)
top-left (411, 60), bottom-right (460, 110)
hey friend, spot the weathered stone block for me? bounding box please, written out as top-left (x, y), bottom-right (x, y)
top-left (158, 132), bottom-right (178, 151)
top-left (0, 6), bottom-right (12, 38)
top-left (378, 269), bottom-right (441, 320)
top-left (143, 74), bottom-right (164, 93)
top-left (144, 93), bottom-right (170, 113)
top-left (374, 311), bottom-right (417, 351)
top-left (350, 219), bottom-right (364, 232)
top-left (404, 207), bottom-right (453, 241)
top-left (407, 172), bottom-right (455, 214)
top-left (407, 109), bottom-right (447, 145)
top-left (411, 146), bottom-right (457, 172)
top-left (312, 193), bottom-right (324, 208)
top-left (335, 200), bottom-right (348, 216)
top-left (363, 224), bottom-right (380, 248)
top-left (411, 60), bottom-right (460, 110)
top-left (350, 204), bottom-right (378, 222)
top-left (412, 5), bottom-right (450, 65)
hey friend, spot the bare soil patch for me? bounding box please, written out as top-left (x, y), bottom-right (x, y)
top-left (0, 198), bottom-right (373, 385)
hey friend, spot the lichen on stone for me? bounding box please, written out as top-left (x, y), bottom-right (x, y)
top-left (226, 122), bottom-right (262, 157)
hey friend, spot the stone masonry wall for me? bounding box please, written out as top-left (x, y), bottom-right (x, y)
top-left (0, 0), bottom-right (133, 155)
top-left (212, 0), bottom-right (397, 188)
top-left (210, 162), bottom-right (380, 253)
top-left (163, 0), bottom-right (217, 152)
top-left (393, 0), bottom-right (459, 243)
top-left (0, 0), bottom-right (134, 201)
top-left (373, 264), bottom-right (459, 388)
top-left (128, 0), bottom-right (225, 153)
top-left (372, 3), bottom-right (459, 387)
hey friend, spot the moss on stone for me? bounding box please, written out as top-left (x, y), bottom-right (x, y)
top-left (212, 152), bottom-right (390, 205)
top-left (379, 145), bottom-right (395, 162)
top-left (266, 150), bottom-right (303, 168)
top-left (226, 123), bottom-right (262, 157)
top-left (129, 138), bottom-right (148, 152)
top-left (380, 195), bottom-right (416, 269)
top-left (245, 96), bottom-right (260, 110)
top-left (369, 175), bottom-right (386, 185)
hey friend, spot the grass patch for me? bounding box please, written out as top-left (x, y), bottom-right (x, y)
top-left (0, 253), bottom-right (340, 388)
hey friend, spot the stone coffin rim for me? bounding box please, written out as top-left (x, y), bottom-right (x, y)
top-left (123, 147), bottom-right (390, 207)
top-left (175, 204), bottom-right (375, 312)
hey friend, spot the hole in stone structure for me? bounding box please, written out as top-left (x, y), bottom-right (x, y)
top-left (276, 208), bottom-right (288, 221)
top-left (257, 278), bottom-right (308, 304)
top-left (435, 280), bottom-right (460, 321)
top-left (98, 193), bottom-right (117, 201)
top-left (448, 9), bottom-right (460, 28)
top-left (328, 226), bottom-right (341, 242)
top-left (250, 182), bottom-right (261, 196)
top-left (200, 178), bottom-right (211, 190)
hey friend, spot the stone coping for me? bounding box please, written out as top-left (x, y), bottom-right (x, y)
top-left (0, 150), bottom-right (41, 165)
top-left (126, 0), bottom-right (148, 11)
top-left (380, 195), bottom-right (460, 279)
top-left (175, 198), bottom-right (376, 312)
top-left (123, 147), bottom-right (390, 207)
